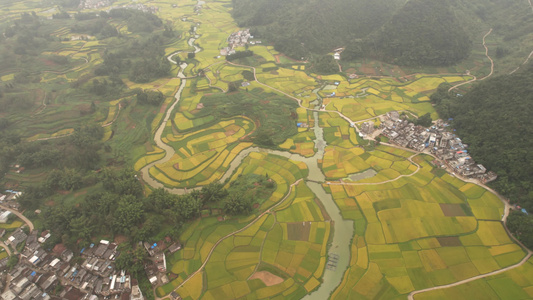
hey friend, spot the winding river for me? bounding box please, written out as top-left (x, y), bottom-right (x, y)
top-left (141, 21), bottom-right (354, 299)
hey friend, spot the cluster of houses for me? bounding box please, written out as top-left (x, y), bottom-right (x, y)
top-left (0, 197), bottom-right (185, 300)
top-left (0, 228), bottom-right (185, 300)
top-left (81, 0), bottom-right (159, 13)
top-left (119, 4), bottom-right (159, 14)
top-left (0, 190), bottom-right (23, 210)
top-left (80, 0), bottom-right (111, 10)
top-left (220, 29), bottom-right (261, 56)
top-left (1, 229), bottom-right (142, 300)
top-left (375, 111), bottom-right (497, 183)
top-left (142, 240), bottom-right (181, 290)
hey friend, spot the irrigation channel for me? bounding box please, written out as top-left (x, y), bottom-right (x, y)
top-left (141, 22), bottom-right (354, 299)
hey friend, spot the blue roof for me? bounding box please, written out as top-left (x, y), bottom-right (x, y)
top-left (80, 248), bottom-right (85, 253)
top-left (31, 271), bottom-right (36, 276)
top-left (522, 208), bottom-right (528, 215)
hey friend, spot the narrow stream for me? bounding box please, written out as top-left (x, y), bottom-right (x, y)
top-left (141, 19), bottom-right (354, 299)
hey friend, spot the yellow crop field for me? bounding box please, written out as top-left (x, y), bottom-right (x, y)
top-left (19, 0), bottom-right (519, 297)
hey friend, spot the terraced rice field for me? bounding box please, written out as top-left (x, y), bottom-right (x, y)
top-left (158, 154), bottom-right (326, 299)
top-left (5, 1), bottom-right (527, 299)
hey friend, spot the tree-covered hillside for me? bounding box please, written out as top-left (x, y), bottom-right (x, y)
top-left (366, 0), bottom-right (471, 66)
top-left (231, 0), bottom-right (533, 68)
top-left (431, 64), bottom-right (533, 211)
top-left (431, 63), bottom-right (533, 247)
top-left (231, 0), bottom-right (403, 59)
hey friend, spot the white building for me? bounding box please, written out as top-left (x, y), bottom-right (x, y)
top-left (0, 211), bottom-right (12, 223)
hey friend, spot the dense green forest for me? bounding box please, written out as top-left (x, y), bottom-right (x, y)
top-left (231, 0), bottom-right (533, 67)
top-left (431, 64), bottom-right (533, 246)
top-left (37, 172), bottom-right (274, 250)
top-left (367, 0), bottom-right (471, 66)
top-left (230, 0), bottom-right (471, 65)
top-left (231, 0), bottom-right (403, 60)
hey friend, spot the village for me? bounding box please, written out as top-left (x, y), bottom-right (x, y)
top-left (80, 0), bottom-right (159, 14)
top-left (0, 209), bottom-right (182, 300)
top-left (220, 29), bottom-right (261, 56)
top-left (358, 111), bottom-right (498, 184)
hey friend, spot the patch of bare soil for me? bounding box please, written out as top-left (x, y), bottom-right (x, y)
top-left (249, 271), bottom-right (284, 287)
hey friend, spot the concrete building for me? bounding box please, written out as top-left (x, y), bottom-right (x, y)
top-left (0, 210), bottom-right (12, 223)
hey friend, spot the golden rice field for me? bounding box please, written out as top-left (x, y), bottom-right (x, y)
top-left (328, 156), bottom-right (525, 299)
top-left (414, 257), bottom-right (533, 300)
top-left (15, 0), bottom-right (519, 298)
top-left (160, 154), bottom-right (327, 299)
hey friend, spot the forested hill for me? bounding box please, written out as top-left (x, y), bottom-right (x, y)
top-left (431, 64), bottom-right (533, 213)
top-left (231, 0), bottom-right (533, 68)
top-left (231, 0), bottom-right (472, 66)
top-left (367, 0), bottom-right (471, 66)
top-left (231, 0), bottom-right (403, 60)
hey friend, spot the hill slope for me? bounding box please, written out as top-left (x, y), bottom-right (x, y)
top-left (366, 0), bottom-right (472, 66)
top-left (231, 0), bottom-right (533, 68)
top-left (231, 0), bottom-right (403, 59)
top-left (431, 64), bottom-right (533, 211)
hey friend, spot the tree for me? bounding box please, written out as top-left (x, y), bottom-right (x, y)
top-left (201, 182), bottom-right (228, 204)
top-left (101, 168), bottom-right (143, 197)
top-left (175, 194), bottom-right (202, 220)
top-left (7, 255), bottom-right (19, 270)
top-left (70, 123), bottom-right (104, 169)
top-left (223, 194), bottom-right (252, 215)
top-left (136, 90), bottom-right (165, 106)
top-left (70, 215), bottom-right (94, 242)
top-left (187, 52), bottom-right (195, 59)
top-left (507, 211), bottom-right (533, 249)
top-left (227, 81), bottom-right (239, 93)
top-left (135, 215), bottom-right (161, 242)
top-left (254, 130), bottom-right (274, 146)
top-left (432, 65), bottom-right (533, 210)
top-left (416, 113), bottom-right (432, 127)
top-left (113, 195), bottom-right (144, 235)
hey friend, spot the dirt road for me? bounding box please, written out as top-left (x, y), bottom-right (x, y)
top-left (449, 28), bottom-right (493, 92)
top-left (0, 204), bottom-right (34, 231)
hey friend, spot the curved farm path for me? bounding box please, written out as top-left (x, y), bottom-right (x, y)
top-left (143, 18), bottom-right (522, 300)
top-left (226, 61), bottom-right (364, 130)
top-left (509, 49), bottom-right (533, 74)
top-left (172, 179), bottom-right (303, 293)
top-left (408, 251), bottom-right (533, 300)
top-left (0, 204), bottom-right (34, 231)
top-left (102, 104), bottom-right (122, 128)
top-left (326, 153), bottom-right (421, 186)
top-left (33, 90), bottom-right (47, 115)
top-left (478, 28), bottom-right (495, 81)
top-left (449, 28), bottom-right (493, 92)
top-left (509, 0), bottom-right (533, 74)
top-left (369, 143), bottom-right (532, 300)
